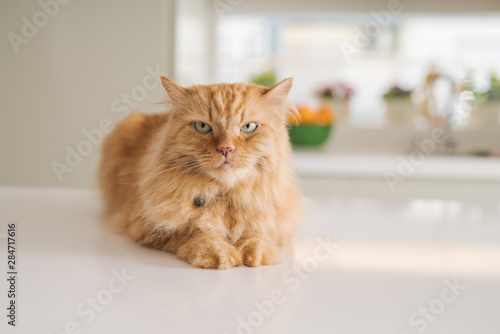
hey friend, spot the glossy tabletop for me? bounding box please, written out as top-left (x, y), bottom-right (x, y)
top-left (1, 187), bottom-right (499, 334)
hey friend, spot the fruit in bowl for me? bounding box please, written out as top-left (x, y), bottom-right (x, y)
top-left (288, 106), bottom-right (334, 147)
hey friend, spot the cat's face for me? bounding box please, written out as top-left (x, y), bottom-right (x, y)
top-left (160, 77), bottom-right (294, 187)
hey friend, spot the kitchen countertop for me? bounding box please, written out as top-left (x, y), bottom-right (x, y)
top-left (292, 152), bottom-right (500, 182)
top-left (1, 187), bottom-right (499, 334)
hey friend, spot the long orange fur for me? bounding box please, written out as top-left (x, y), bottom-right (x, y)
top-left (98, 77), bottom-right (302, 269)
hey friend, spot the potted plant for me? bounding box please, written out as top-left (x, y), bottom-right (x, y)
top-left (383, 85), bottom-right (415, 125)
top-left (316, 83), bottom-right (354, 124)
top-left (288, 106), bottom-right (334, 147)
top-left (469, 75), bottom-right (500, 128)
top-left (250, 70), bottom-right (277, 88)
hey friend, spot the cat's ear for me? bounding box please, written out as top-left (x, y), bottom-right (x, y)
top-left (161, 76), bottom-right (186, 104)
top-left (263, 78), bottom-right (293, 107)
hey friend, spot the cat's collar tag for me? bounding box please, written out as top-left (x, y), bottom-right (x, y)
top-left (194, 196), bottom-right (205, 207)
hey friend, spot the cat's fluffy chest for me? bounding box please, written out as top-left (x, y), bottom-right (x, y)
top-left (172, 179), bottom-right (277, 241)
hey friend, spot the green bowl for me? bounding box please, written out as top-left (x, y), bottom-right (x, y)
top-left (288, 124), bottom-right (332, 147)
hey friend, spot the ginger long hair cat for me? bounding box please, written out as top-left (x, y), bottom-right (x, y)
top-left (98, 77), bottom-right (302, 269)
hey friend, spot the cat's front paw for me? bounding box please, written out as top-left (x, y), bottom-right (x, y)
top-left (178, 237), bottom-right (242, 270)
top-left (236, 237), bottom-right (278, 267)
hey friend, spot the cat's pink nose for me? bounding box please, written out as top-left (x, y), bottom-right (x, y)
top-left (217, 146), bottom-right (234, 157)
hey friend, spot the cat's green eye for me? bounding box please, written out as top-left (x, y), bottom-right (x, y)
top-left (194, 122), bottom-right (212, 134)
top-left (241, 122), bottom-right (258, 133)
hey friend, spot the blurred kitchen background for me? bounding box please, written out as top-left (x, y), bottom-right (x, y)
top-left (1, 0), bottom-right (499, 201)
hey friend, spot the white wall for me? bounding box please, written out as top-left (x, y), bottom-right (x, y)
top-left (0, 0), bottom-right (175, 188)
top-left (232, 0), bottom-right (500, 13)
top-left (175, 0), bottom-right (217, 85)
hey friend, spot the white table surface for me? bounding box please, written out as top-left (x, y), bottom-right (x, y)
top-left (1, 187), bottom-right (499, 334)
top-left (293, 152), bottom-right (500, 181)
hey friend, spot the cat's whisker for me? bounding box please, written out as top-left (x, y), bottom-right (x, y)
top-left (160, 164), bottom-right (201, 190)
top-left (253, 162), bottom-right (302, 190)
top-left (179, 165), bottom-right (206, 189)
top-left (115, 164), bottom-right (170, 183)
top-left (161, 160), bottom-right (198, 172)
top-left (152, 143), bottom-right (193, 158)
top-left (115, 166), bottom-right (160, 178)
top-left (252, 164), bottom-right (280, 181)
top-left (129, 165), bottom-right (195, 188)
top-left (117, 157), bottom-right (198, 178)
top-left (254, 159), bottom-right (282, 176)
top-left (288, 113), bottom-right (301, 126)
top-left (255, 156), bottom-right (304, 189)
top-left (137, 160), bottom-right (198, 186)
top-left (276, 163), bottom-right (304, 188)
top-left (269, 161), bottom-right (304, 188)
top-left (117, 162), bottom-right (193, 183)
top-left (154, 149), bottom-right (193, 157)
